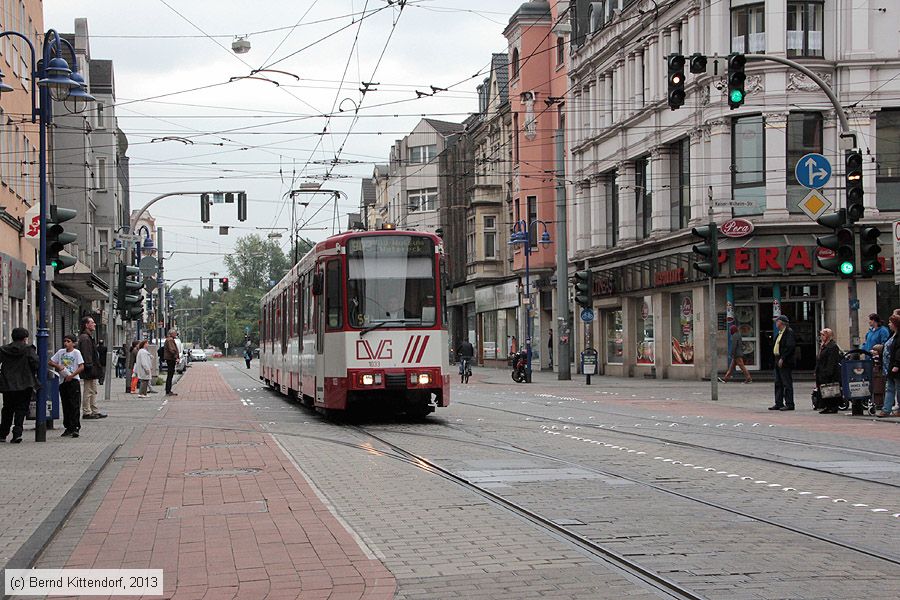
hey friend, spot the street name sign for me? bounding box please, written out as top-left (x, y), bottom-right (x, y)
top-left (795, 153), bottom-right (831, 189)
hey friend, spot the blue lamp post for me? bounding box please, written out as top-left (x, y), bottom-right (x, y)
top-left (509, 219), bottom-right (552, 383)
top-left (0, 29), bottom-right (94, 442)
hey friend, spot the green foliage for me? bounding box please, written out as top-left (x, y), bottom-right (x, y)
top-left (223, 234), bottom-right (291, 290)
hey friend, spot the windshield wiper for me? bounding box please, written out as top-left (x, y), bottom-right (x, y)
top-left (360, 320), bottom-right (406, 336)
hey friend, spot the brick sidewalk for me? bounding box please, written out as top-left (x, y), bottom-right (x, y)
top-left (53, 364), bottom-right (395, 600)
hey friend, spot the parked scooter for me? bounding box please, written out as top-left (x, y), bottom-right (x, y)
top-left (510, 350), bottom-right (529, 383)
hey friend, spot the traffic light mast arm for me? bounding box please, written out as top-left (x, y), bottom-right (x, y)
top-left (130, 190), bottom-right (247, 231)
top-left (743, 54), bottom-right (856, 146)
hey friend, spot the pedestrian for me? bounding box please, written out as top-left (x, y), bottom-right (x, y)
top-left (862, 313), bottom-right (890, 352)
top-left (77, 316), bottom-right (106, 419)
top-left (96, 339), bottom-right (107, 386)
top-left (456, 338), bottom-right (475, 376)
top-left (769, 315), bottom-right (796, 411)
top-left (134, 341), bottom-right (153, 398)
top-left (126, 341), bottom-right (138, 393)
top-left (872, 344), bottom-right (885, 414)
top-left (0, 327), bottom-right (39, 443)
top-left (814, 328), bottom-right (842, 414)
top-left (115, 344), bottom-right (127, 378)
top-left (163, 330), bottom-right (179, 396)
top-left (547, 328), bottom-right (554, 369)
top-left (723, 325), bottom-right (753, 383)
top-left (48, 334), bottom-right (85, 437)
top-left (243, 341), bottom-right (253, 369)
top-left (878, 314), bottom-right (900, 418)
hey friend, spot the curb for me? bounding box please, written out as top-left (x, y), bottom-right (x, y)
top-left (0, 442), bottom-right (120, 599)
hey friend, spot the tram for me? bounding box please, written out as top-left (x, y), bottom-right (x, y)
top-left (259, 227), bottom-right (450, 416)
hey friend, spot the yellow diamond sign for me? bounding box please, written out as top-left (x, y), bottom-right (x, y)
top-left (799, 189), bottom-right (831, 221)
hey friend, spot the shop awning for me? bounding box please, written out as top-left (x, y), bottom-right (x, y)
top-left (53, 272), bottom-right (110, 302)
top-left (717, 233), bottom-right (818, 250)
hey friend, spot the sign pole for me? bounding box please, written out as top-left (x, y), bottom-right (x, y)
top-left (708, 203), bottom-right (718, 401)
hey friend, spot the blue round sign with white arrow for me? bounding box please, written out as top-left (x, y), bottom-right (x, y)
top-left (795, 153), bottom-right (831, 189)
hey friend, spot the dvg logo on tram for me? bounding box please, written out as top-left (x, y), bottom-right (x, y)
top-left (356, 339), bottom-right (393, 361)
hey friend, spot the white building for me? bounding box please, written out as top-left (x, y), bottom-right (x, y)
top-left (566, 0), bottom-right (900, 378)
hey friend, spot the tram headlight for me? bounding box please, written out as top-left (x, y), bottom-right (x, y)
top-left (417, 373), bottom-right (431, 385)
top-left (361, 374), bottom-right (375, 386)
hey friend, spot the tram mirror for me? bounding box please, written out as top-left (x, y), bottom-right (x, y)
top-left (312, 272), bottom-right (324, 295)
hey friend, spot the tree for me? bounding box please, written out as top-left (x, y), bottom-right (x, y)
top-left (224, 234), bottom-right (291, 290)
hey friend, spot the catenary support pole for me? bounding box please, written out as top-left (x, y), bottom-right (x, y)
top-left (708, 204), bottom-right (718, 402)
top-left (554, 129), bottom-right (571, 380)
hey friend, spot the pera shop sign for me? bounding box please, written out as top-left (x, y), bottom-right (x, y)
top-left (719, 218), bottom-right (754, 238)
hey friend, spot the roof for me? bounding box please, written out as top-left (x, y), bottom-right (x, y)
top-left (360, 178), bottom-right (377, 206)
top-left (508, 0), bottom-right (552, 25)
top-left (423, 118), bottom-right (464, 136)
top-left (491, 53), bottom-right (509, 104)
top-left (89, 60), bottom-right (114, 95)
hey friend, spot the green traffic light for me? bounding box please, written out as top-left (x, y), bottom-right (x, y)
top-left (839, 261), bottom-right (854, 275)
top-left (729, 89), bottom-right (744, 103)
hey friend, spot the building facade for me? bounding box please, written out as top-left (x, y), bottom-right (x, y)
top-left (566, 0), bottom-right (900, 378)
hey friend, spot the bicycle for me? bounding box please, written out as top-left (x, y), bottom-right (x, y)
top-left (459, 357), bottom-right (472, 384)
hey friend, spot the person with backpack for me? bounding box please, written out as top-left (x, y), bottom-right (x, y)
top-left (0, 328), bottom-right (39, 443)
top-left (815, 328), bottom-right (842, 414)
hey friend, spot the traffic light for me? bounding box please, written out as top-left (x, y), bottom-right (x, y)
top-left (117, 264), bottom-right (144, 320)
top-left (208, 278), bottom-right (213, 293)
top-left (816, 209), bottom-right (854, 277)
top-left (237, 192), bottom-right (247, 221)
top-left (573, 270), bottom-right (592, 308)
top-left (220, 277), bottom-right (229, 291)
top-left (666, 53), bottom-right (686, 110)
top-left (691, 225), bottom-right (719, 278)
top-left (688, 53), bottom-right (707, 74)
top-left (859, 225), bottom-right (882, 277)
top-left (727, 53), bottom-right (747, 109)
top-left (47, 205), bottom-right (77, 271)
top-left (846, 150), bottom-right (864, 223)
top-left (200, 193), bottom-right (211, 223)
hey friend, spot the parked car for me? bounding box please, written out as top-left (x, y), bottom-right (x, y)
top-left (190, 348), bottom-right (207, 362)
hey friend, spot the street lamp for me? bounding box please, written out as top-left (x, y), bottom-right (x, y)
top-left (508, 219), bottom-right (552, 383)
top-left (0, 28), bottom-right (95, 441)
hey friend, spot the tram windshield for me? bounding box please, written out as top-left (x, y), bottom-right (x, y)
top-left (346, 235), bottom-right (437, 328)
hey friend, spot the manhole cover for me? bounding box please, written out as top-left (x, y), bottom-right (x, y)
top-left (185, 467), bottom-right (262, 477)
top-left (200, 442), bottom-right (262, 449)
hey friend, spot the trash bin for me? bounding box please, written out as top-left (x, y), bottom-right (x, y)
top-left (841, 350), bottom-right (872, 416)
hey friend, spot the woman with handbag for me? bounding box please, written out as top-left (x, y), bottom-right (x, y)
top-left (815, 328), bottom-right (843, 414)
top-left (134, 341), bottom-right (154, 398)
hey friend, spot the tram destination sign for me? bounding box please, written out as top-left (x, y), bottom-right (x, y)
top-left (347, 235), bottom-right (433, 257)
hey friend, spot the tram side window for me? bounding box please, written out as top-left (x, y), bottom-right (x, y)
top-left (281, 292), bottom-right (288, 352)
top-left (325, 260), bottom-right (342, 329)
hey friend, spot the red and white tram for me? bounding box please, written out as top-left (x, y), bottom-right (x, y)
top-left (259, 229), bottom-right (450, 416)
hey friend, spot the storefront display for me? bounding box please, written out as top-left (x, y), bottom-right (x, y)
top-left (606, 310), bottom-right (623, 364)
top-left (637, 296), bottom-right (654, 364)
top-left (671, 292), bottom-right (694, 365)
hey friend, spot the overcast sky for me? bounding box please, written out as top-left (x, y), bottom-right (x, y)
top-left (44, 0), bottom-right (525, 290)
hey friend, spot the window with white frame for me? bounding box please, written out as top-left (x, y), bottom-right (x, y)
top-left (466, 215), bottom-right (475, 263)
top-left (787, 1), bottom-right (823, 58)
top-left (408, 144), bottom-right (437, 164)
top-left (97, 228), bottom-right (110, 269)
top-left (483, 215), bottom-right (497, 259)
top-left (97, 157), bottom-right (107, 191)
top-left (408, 188), bottom-right (437, 211)
top-left (731, 3), bottom-right (766, 54)
top-left (732, 114), bottom-right (766, 216)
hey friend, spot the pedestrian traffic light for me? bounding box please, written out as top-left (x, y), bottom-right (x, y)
top-left (727, 53), bottom-right (747, 109)
top-left (573, 270), bottom-right (592, 308)
top-left (846, 150), bottom-right (864, 223)
top-left (117, 264), bottom-right (144, 320)
top-left (220, 277), bottom-right (229, 291)
top-left (200, 193), bottom-right (211, 223)
top-left (859, 225), bottom-right (882, 277)
top-left (666, 53), bottom-right (686, 110)
top-left (691, 224), bottom-right (719, 278)
top-left (816, 209), bottom-right (854, 277)
top-left (47, 205), bottom-right (77, 271)
top-left (237, 192), bottom-right (247, 221)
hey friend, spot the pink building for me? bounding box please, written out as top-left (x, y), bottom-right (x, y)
top-left (503, 0), bottom-right (568, 369)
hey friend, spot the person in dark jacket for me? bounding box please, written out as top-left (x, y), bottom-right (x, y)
top-left (126, 341), bottom-right (138, 393)
top-left (769, 315), bottom-right (797, 411)
top-left (96, 340), bottom-right (107, 386)
top-left (879, 315), bottom-right (900, 417)
top-left (0, 328), bottom-right (39, 443)
top-left (815, 328), bottom-right (842, 414)
top-left (723, 324), bottom-right (752, 383)
top-left (77, 316), bottom-right (105, 419)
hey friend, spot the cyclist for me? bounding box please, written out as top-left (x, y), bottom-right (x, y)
top-left (456, 338), bottom-right (474, 381)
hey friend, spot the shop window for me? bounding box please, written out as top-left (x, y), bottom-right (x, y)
top-left (733, 286), bottom-right (755, 302)
top-left (732, 115), bottom-right (765, 216)
top-left (733, 304), bottom-right (758, 367)
top-left (606, 310), bottom-right (623, 364)
top-left (670, 139), bottom-right (690, 231)
top-left (637, 297), bottom-right (654, 365)
top-left (876, 109), bottom-right (900, 211)
top-left (786, 112), bottom-right (823, 213)
top-left (731, 3), bottom-right (766, 54)
top-left (671, 293), bottom-right (694, 365)
top-left (787, 2), bottom-right (823, 58)
top-left (482, 311), bottom-right (498, 359)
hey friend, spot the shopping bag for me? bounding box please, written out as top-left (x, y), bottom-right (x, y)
top-left (130, 376), bottom-right (138, 393)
